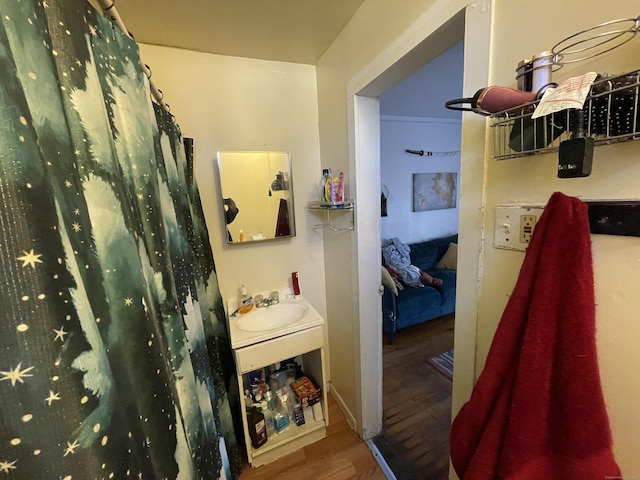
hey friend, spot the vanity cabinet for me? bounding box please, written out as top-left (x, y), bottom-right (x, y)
top-left (234, 325), bottom-right (328, 468)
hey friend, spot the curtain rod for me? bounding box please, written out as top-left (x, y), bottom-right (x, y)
top-left (95, 0), bottom-right (171, 115)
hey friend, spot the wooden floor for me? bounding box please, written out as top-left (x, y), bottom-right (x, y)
top-left (374, 314), bottom-right (455, 480)
top-left (239, 392), bottom-right (385, 479)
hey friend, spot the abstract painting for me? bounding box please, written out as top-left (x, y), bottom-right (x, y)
top-left (412, 172), bottom-right (457, 212)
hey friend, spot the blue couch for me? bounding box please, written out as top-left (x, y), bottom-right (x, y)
top-left (382, 234), bottom-right (457, 343)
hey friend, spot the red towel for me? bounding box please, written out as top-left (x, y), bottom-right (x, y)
top-left (450, 192), bottom-right (620, 479)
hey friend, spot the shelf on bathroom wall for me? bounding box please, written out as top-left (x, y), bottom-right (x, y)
top-left (307, 200), bottom-right (354, 232)
top-left (490, 68), bottom-right (640, 159)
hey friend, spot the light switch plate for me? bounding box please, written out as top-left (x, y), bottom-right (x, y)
top-left (494, 206), bottom-right (545, 251)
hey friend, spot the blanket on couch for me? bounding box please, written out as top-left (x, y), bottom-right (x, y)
top-left (382, 238), bottom-right (422, 287)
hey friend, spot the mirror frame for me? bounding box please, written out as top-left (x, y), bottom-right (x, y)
top-left (217, 151), bottom-right (296, 244)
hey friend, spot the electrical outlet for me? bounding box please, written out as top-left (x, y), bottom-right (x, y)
top-left (519, 215), bottom-right (537, 243)
top-left (495, 206), bottom-right (544, 251)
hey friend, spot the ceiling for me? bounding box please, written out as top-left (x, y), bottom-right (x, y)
top-left (93, 0), bottom-right (464, 118)
top-left (108, 0), bottom-right (366, 65)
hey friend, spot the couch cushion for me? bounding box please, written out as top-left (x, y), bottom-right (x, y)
top-left (432, 234), bottom-right (459, 259)
top-left (381, 266), bottom-right (398, 296)
top-left (427, 268), bottom-right (457, 308)
top-left (395, 285), bottom-right (443, 329)
top-left (410, 242), bottom-right (440, 272)
top-left (409, 234), bottom-right (459, 272)
top-left (436, 243), bottom-right (458, 270)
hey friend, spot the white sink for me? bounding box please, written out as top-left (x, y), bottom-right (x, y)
top-left (235, 303), bottom-right (309, 332)
top-left (228, 294), bottom-right (324, 349)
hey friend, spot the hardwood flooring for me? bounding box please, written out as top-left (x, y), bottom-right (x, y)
top-left (239, 392), bottom-right (385, 479)
top-left (373, 313), bottom-right (455, 480)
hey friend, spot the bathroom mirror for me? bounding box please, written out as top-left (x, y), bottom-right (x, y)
top-left (217, 151), bottom-right (296, 244)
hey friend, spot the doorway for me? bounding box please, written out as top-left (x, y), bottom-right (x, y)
top-left (349, 3), bottom-right (491, 473)
top-left (373, 40), bottom-right (464, 478)
top-left (375, 314), bottom-right (455, 478)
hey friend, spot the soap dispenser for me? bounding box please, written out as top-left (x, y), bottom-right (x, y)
top-left (238, 284), bottom-right (254, 314)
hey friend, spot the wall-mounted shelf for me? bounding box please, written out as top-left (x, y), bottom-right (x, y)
top-left (307, 201), bottom-right (354, 232)
top-left (491, 68), bottom-right (640, 159)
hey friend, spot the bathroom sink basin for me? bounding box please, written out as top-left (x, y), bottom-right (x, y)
top-left (234, 303), bottom-right (309, 332)
top-left (227, 293), bottom-right (324, 349)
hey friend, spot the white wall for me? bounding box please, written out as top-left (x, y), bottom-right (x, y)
top-left (380, 116), bottom-right (461, 243)
top-left (136, 44), bottom-right (329, 324)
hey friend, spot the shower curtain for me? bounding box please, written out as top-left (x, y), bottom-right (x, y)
top-left (0, 0), bottom-right (241, 478)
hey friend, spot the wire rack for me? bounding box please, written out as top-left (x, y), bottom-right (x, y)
top-left (491, 68), bottom-right (640, 159)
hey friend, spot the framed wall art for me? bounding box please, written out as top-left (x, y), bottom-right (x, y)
top-left (412, 172), bottom-right (457, 212)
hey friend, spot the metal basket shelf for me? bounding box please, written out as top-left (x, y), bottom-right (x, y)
top-left (491, 68), bottom-right (640, 159)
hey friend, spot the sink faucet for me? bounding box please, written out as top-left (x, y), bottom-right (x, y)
top-left (255, 291), bottom-right (280, 308)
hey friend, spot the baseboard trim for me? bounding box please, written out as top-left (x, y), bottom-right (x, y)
top-left (327, 382), bottom-right (357, 431)
top-left (365, 439), bottom-right (397, 480)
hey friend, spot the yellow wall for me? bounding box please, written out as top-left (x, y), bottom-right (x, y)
top-left (481, 0), bottom-right (640, 475)
top-left (138, 0), bottom-right (640, 475)
top-left (316, 0), bottom-right (640, 474)
top-left (316, 0), bottom-right (452, 432)
top-left (136, 45), bottom-right (329, 322)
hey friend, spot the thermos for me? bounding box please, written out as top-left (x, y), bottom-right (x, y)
top-left (515, 59), bottom-right (533, 91)
top-left (531, 51), bottom-right (554, 95)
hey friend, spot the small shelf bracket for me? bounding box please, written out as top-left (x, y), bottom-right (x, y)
top-left (308, 201), bottom-right (355, 232)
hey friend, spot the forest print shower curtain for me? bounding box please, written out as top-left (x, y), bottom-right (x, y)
top-left (0, 0), bottom-right (241, 478)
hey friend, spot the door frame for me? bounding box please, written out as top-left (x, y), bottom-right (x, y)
top-left (348, 3), bottom-right (492, 439)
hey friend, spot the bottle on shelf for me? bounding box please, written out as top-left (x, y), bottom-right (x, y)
top-left (246, 406), bottom-right (267, 449)
top-left (319, 169), bottom-right (329, 202)
top-left (259, 399), bottom-right (275, 437)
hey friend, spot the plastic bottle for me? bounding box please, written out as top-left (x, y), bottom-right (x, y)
top-left (259, 400), bottom-right (275, 437)
top-left (264, 390), bottom-right (276, 411)
top-left (319, 169), bottom-right (329, 202)
top-left (238, 284), bottom-right (254, 314)
top-left (238, 229), bottom-right (245, 241)
top-left (336, 172), bottom-right (344, 202)
top-left (291, 271), bottom-right (300, 296)
top-left (312, 402), bottom-right (324, 422)
top-left (273, 409), bottom-right (290, 433)
top-left (292, 398), bottom-right (305, 426)
top-left (330, 172), bottom-right (337, 202)
top-left (324, 168), bottom-right (333, 203)
top-left (273, 387), bottom-right (293, 433)
top-left (246, 407), bottom-right (267, 448)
